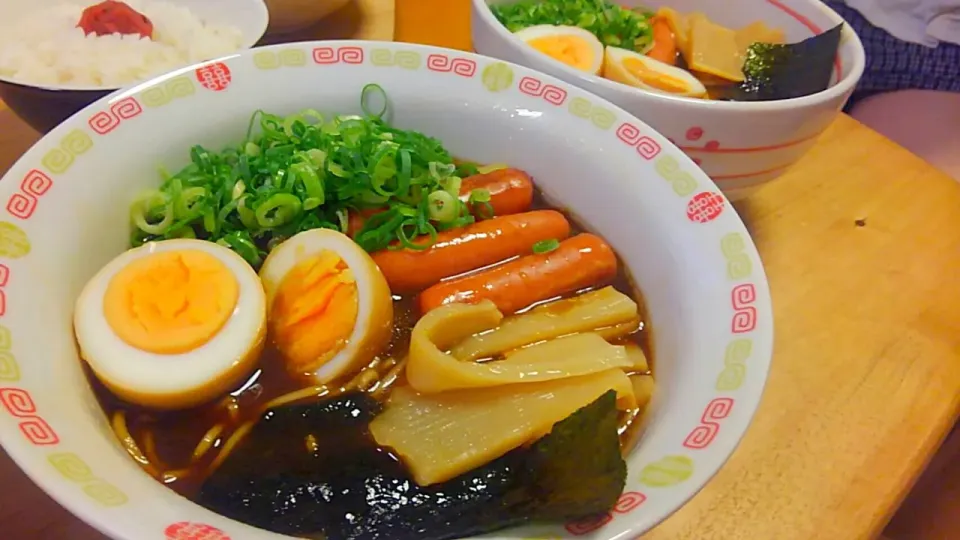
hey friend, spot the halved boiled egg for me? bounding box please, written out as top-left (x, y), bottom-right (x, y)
top-left (515, 25), bottom-right (604, 75)
top-left (74, 239), bottom-right (267, 410)
top-left (603, 46), bottom-right (708, 98)
top-left (259, 228), bottom-right (393, 384)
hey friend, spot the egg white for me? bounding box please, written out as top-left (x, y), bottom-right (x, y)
top-left (515, 25), bottom-right (605, 75)
top-left (74, 239), bottom-right (266, 410)
top-left (603, 46), bottom-right (708, 98)
top-left (259, 228), bottom-right (393, 384)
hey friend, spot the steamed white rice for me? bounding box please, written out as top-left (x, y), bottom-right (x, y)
top-left (0, 1), bottom-right (244, 88)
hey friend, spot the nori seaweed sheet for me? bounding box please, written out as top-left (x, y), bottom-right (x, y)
top-left (714, 23), bottom-right (843, 102)
top-left (198, 391), bottom-right (626, 540)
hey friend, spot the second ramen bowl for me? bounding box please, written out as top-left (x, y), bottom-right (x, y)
top-left (472, 0), bottom-right (866, 199)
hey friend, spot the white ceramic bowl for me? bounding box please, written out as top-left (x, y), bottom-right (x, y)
top-left (0, 41), bottom-right (773, 539)
top-left (0, 0), bottom-right (269, 133)
top-left (472, 0), bottom-right (866, 200)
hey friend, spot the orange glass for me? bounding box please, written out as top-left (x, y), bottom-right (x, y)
top-left (394, 0), bottom-right (473, 51)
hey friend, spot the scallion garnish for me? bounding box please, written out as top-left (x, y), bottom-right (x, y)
top-left (468, 188), bottom-right (494, 220)
top-left (532, 239), bottom-right (561, 254)
top-left (491, 0), bottom-right (654, 52)
top-left (129, 85), bottom-right (476, 266)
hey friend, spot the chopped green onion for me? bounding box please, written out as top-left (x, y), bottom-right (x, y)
top-left (532, 239), bottom-right (561, 254)
top-left (299, 109), bottom-right (324, 125)
top-left (131, 191), bottom-right (173, 235)
top-left (468, 188), bottom-right (492, 203)
top-left (218, 231), bottom-right (262, 266)
top-left (335, 208), bottom-right (350, 233)
top-left (255, 193), bottom-right (302, 228)
top-left (427, 191), bottom-right (458, 222)
top-left (174, 187), bottom-right (206, 219)
top-left (130, 86), bottom-right (468, 265)
top-left (440, 176), bottom-right (462, 198)
top-left (456, 161), bottom-right (480, 177)
top-left (305, 148), bottom-right (326, 168)
top-left (429, 161), bottom-right (456, 181)
top-left (328, 161), bottom-right (349, 178)
top-left (361, 83), bottom-right (388, 119)
top-left (244, 110), bottom-right (262, 143)
top-left (476, 163), bottom-right (509, 175)
top-left (289, 162), bottom-right (325, 203)
top-left (396, 219), bottom-right (437, 251)
top-left (167, 226), bottom-right (196, 239)
top-left (231, 180), bottom-right (246, 200)
top-left (491, 0), bottom-right (653, 53)
top-left (202, 210), bottom-right (217, 234)
top-left (468, 188), bottom-right (494, 219)
top-left (236, 197), bottom-right (259, 230)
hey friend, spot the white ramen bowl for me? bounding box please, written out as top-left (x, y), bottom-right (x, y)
top-left (0, 41), bottom-right (773, 540)
top-left (472, 0), bottom-right (867, 200)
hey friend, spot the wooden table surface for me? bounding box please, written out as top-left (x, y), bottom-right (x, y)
top-left (3, 1), bottom-right (960, 539)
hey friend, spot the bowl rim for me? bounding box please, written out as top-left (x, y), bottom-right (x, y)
top-left (0, 0), bottom-right (270, 93)
top-left (471, 0), bottom-right (867, 112)
top-left (0, 39), bottom-right (774, 540)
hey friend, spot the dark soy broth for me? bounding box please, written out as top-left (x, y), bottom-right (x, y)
top-left (85, 191), bottom-right (654, 499)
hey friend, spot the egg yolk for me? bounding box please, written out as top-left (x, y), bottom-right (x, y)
top-left (103, 250), bottom-right (239, 355)
top-left (623, 58), bottom-right (691, 93)
top-left (270, 250), bottom-right (358, 376)
top-left (527, 35), bottom-right (595, 72)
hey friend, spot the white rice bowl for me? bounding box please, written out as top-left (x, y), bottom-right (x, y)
top-left (0, 1), bottom-right (245, 87)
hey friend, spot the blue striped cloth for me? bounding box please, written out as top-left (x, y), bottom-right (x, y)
top-left (823, 1), bottom-right (960, 104)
